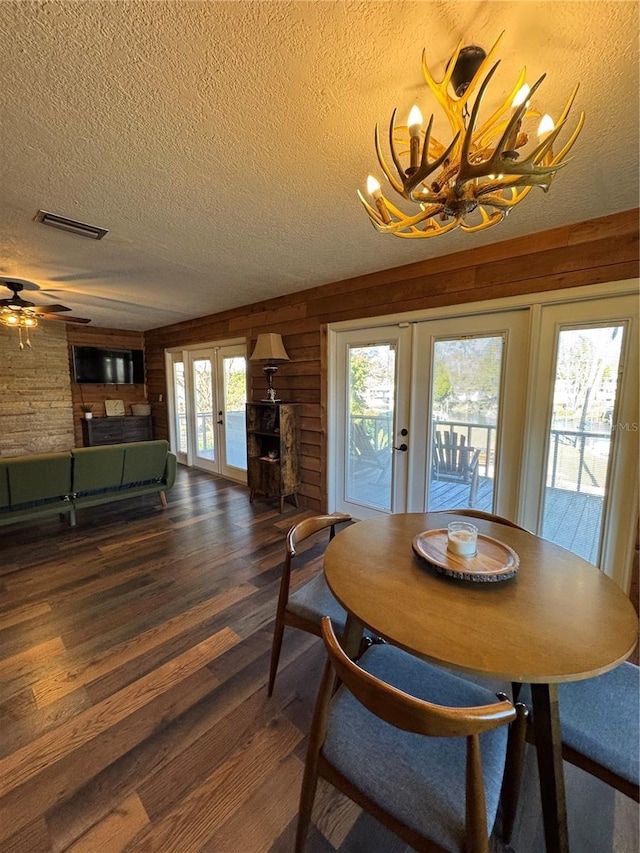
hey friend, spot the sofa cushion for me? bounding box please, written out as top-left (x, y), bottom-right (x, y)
top-left (122, 441), bottom-right (169, 485)
top-left (72, 445), bottom-right (126, 492)
top-left (4, 452), bottom-right (72, 505)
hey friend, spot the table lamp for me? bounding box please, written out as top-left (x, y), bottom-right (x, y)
top-left (250, 333), bottom-right (290, 402)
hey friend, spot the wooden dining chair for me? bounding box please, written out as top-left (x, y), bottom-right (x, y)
top-left (268, 513), bottom-right (353, 697)
top-left (521, 662), bottom-right (639, 802)
top-left (296, 617), bottom-right (529, 853)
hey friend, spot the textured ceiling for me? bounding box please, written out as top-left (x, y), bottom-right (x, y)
top-left (0, 1), bottom-right (638, 331)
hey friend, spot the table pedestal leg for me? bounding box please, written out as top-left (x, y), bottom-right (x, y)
top-left (531, 683), bottom-right (569, 853)
top-left (340, 614), bottom-right (364, 659)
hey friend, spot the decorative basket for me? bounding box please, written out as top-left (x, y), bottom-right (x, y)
top-left (131, 403), bottom-right (151, 416)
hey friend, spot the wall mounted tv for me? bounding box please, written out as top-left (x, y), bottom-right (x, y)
top-left (72, 346), bottom-right (145, 385)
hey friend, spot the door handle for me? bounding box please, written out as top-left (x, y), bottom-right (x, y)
top-left (393, 443), bottom-right (408, 452)
top-left (217, 419), bottom-right (223, 425)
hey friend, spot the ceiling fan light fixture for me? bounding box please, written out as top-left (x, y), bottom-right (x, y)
top-left (358, 32), bottom-right (585, 239)
top-left (34, 210), bottom-right (109, 240)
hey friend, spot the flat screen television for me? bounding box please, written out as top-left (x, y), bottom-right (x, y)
top-left (72, 345), bottom-right (145, 385)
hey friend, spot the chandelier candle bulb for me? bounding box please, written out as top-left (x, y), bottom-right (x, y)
top-left (366, 176), bottom-right (391, 224)
top-left (408, 105), bottom-right (423, 170)
top-left (446, 522), bottom-right (478, 558)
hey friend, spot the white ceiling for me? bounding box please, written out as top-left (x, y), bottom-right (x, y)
top-left (1, 1), bottom-right (638, 331)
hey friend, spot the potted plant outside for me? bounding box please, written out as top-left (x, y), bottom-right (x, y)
top-left (80, 404), bottom-right (93, 420)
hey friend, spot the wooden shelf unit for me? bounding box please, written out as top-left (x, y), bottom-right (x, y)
top-left (246, 402), bottom-right (300, 512)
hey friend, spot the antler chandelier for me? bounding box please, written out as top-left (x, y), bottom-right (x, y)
top-left (358, 33), bottom-right (585, 238)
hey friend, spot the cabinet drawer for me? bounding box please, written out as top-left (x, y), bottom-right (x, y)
top-left (122, 418), bottom-right (152, 441)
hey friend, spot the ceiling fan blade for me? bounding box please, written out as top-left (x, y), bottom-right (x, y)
top-left (32, 304), bottom-right (72, 313)
top-left (40, 313), bottom-right (92, 324)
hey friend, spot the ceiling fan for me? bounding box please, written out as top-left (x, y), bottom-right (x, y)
top-left (0, 280), bottom-right (91, 325)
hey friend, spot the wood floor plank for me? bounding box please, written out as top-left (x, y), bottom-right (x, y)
top-left (65, 793), bottom-right (150, 853)
top-left (201, 752), bottom-right (305, 853)
top-left (0, 602), bottom-right (52, 631)
top-left (0, 627), bottom-right (238, 799)
top-left (128, 714), bottom-right (303, 852)
top-left (33, 585), bottom-right (255, 707)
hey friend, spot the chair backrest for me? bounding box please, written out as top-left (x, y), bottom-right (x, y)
top-left (435, 508), bottom-right (527, 531)
top-left (320, 616), bottom-right (515, 738)
top-left (287, 513), bottom-right (352, 559)
top-left (433, 430), bottom-right (480, 476)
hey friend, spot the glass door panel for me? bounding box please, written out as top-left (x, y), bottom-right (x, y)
top-left (192, 356), bottom-right (215, 466)
top-left (172, 358), bottom-right (187, 458)
top-left (346, 343), bottom-right (395, 511)
top-left (409, 310), bottom-right (529, 518)
top-left (541, 324), bottom-right (624, 565)
top-left (333, 325), bottom-right (411, 519)
top-left (427, 335), bottom-right (504, 511)
top-left (220, 352), bottom-right (247, 477)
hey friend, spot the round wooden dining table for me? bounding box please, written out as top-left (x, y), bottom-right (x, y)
top-left (323, 512), bottom-right (638, 853)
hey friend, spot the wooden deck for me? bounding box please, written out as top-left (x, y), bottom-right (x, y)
top-left (349, 472), bottom-right (603, 566)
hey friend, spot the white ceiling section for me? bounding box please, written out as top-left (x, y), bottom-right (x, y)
top-left (0, 1), bottom-right (638, 331)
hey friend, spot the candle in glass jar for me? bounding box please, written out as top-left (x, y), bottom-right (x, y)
top-left (447, 522), bottom-right (478, 557)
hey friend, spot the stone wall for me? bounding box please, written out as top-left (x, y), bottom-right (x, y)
top-left (0, 322), bottom-right (74, 457)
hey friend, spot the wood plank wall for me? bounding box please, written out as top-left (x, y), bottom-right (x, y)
top-left (144, 208), bottom-right (640, 512)
top-left (66, 326), bottom-right (146, 447)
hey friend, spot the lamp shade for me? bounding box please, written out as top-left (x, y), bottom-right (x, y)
top-left (250, 333), bottom-right (290, 362)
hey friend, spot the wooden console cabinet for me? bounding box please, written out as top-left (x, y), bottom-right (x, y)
top-left (81, 415), bottom-right (153, 446)
top-left (246, 402), bottom-right (300, 512)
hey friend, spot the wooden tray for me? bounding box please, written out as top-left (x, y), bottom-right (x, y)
top-left (412, 529), bottom-right (520, 582)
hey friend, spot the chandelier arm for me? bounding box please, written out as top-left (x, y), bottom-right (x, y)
top-left (375, 122), bottom-right (404, 194)
top-left (387, 110), bottom-right (411, 196)
top-left (460, 209), bottom-right (505, 232)
top-left (475, 187), bottom-right (535, 209)
top-left (458, 61), bottom-right (501, 174)
top-left (453, 32), bottom-right (506, 113)
top-left (406, 124), bottom-right (461, 195)
top-left (473, 67), bottom-right (528, 144)
top-left (549, 111), bottom-right (585, 164)
top-left (392, 215), bottom-right (463, 239)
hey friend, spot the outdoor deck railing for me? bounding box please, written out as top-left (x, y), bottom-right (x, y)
top-left (349, 414), bottom-right (611, 494)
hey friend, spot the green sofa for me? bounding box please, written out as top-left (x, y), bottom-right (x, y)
top-left (0, 440), bottom-right (176, 528)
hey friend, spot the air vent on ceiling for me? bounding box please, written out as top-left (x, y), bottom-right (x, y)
top-left (34, 210), bottom-right (108, 240)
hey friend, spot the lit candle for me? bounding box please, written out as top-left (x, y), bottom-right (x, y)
top-left (408, 105), bottom-right (423, 170)
top-left (537, 113), bottom-right (555, 141)
top-left (512, 84), bottom-right (530, 108)
top-left (366, 175), bottom-right (391, 224)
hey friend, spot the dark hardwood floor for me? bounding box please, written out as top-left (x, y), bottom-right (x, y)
top-left (0, 466), bottom-right (637, 852)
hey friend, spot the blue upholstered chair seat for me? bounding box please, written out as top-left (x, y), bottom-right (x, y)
top-left (288, 573), bottom-right (348, 631)
top-left (544, 663), bottom-right (639, 787)
top-left (322, 644), bottom-right (509, 853)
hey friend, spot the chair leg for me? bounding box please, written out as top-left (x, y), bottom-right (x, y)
top-left (268, 618), bottom-right (286, 697)
top-left (295, 761), bottom-right (319, 853)
top-left (498, 701), bottom-right (529, 845)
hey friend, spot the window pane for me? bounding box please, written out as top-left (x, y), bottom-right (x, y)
top-left (223, 355), bottom-right (247, 470)
top-left (428, 336), bottom-right (503, 511)
top-left (346, 344), bottom-right (394, 511)
top-left (541, 325), bottom-right (624, 564)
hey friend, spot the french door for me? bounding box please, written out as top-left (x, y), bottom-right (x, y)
top-left (167, 343), bottom-right (247, 482)
top-left (329, 287), bottom-right (638, 585)
top-left (521, 294), bottom-right (638, 579)
top-left (331, 311), bottom-right (528, 520)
